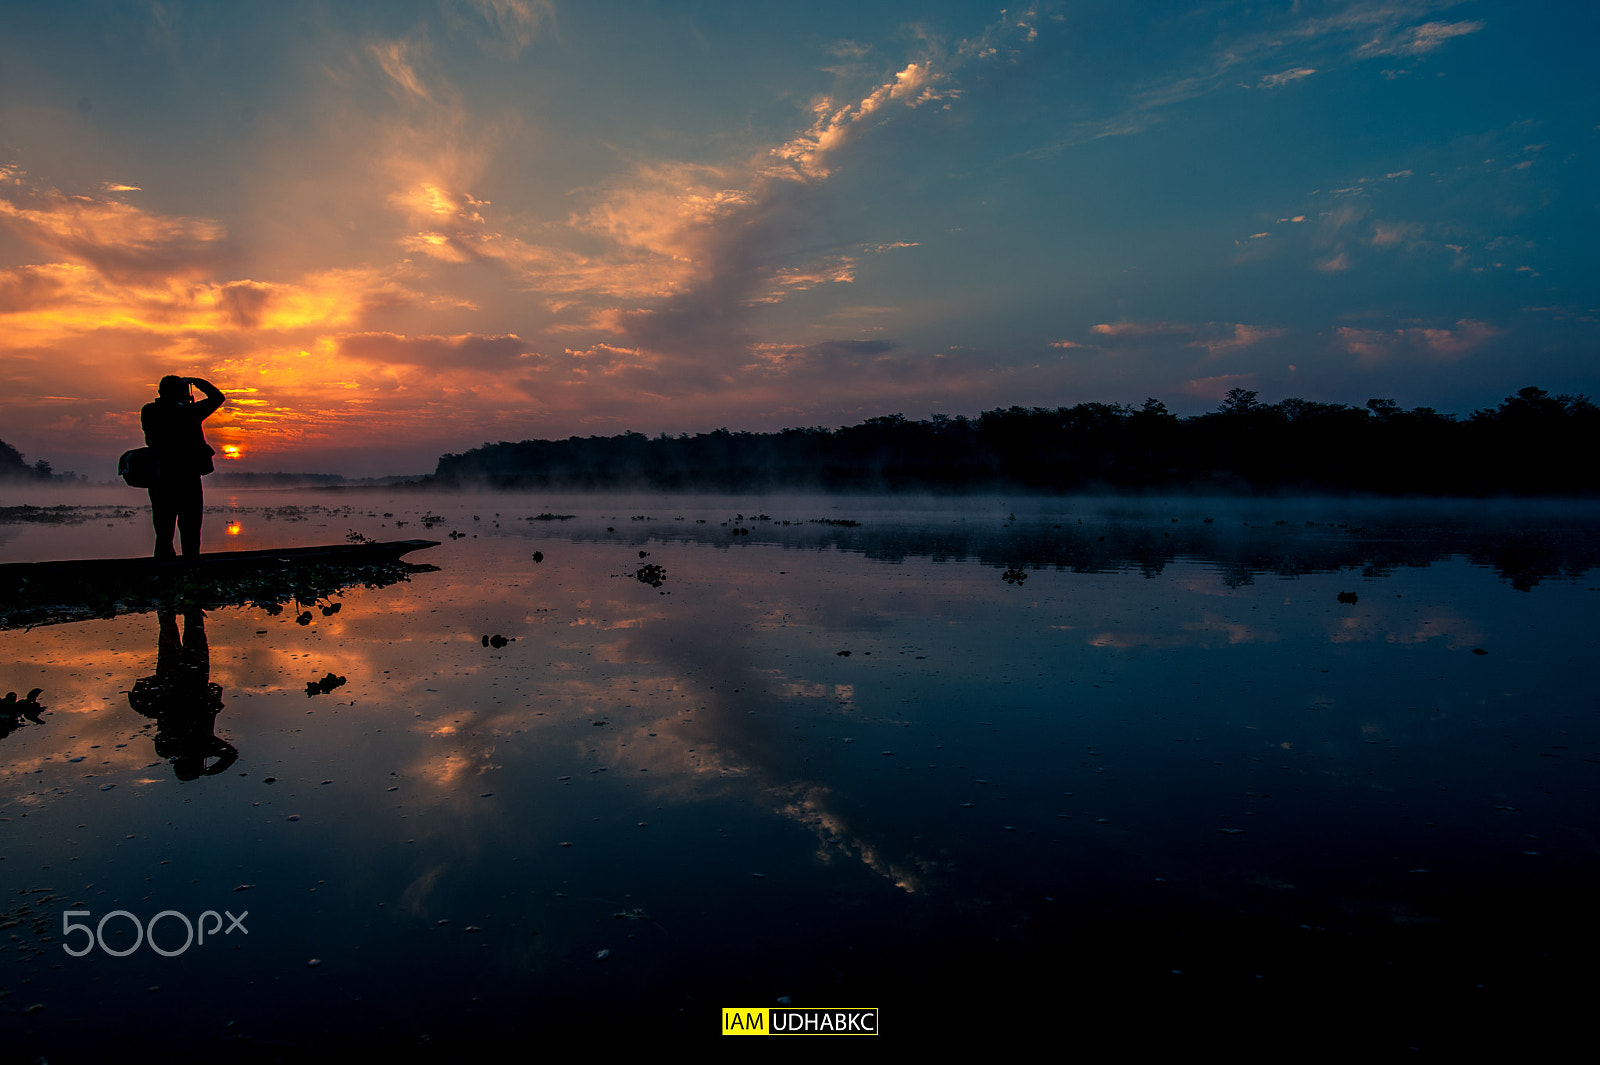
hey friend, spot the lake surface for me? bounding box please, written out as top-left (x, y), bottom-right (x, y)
top-left (3, 489), bottom-right (1597, 1054)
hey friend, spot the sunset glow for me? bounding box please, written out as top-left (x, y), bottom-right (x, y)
top-left (2, 2), bottom-right (1595, 477)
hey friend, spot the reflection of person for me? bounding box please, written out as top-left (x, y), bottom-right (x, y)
top-left (129, 609), bottom-right (236, 780)
top-left (141, 375), bottom-right (225, 560)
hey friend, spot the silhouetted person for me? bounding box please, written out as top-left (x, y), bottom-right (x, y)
top-left (142, 375), bottom-right (225, 559)
top-left (129, 608), bottom-right (236, 780)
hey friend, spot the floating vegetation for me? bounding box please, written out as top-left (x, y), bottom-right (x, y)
top-left (634, 563), bottom-right (667, 588)
top-left (810, 518), bottom-right (862, 528)
top-left (532, 551), bottom-right (544, 563)
top-left (0, 505), bottom-right (114, 525)
top-left (306, 673), bottom-right (347, 698)
top-left (482, 634), bottom-right (513, 648)
top-left (527, 513), bottom-right (575, 521)
top-left (347, 530), bottom-right (373, 544)
top-left (1, 688), bottom-right (46, 740)
top-left (1337, 591), bottom-right (1359, 604)
top-left (1001, 566), bottom-right (1028, 584)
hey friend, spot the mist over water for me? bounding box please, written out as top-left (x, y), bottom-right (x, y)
top-left (3, 489), bottom-right (1597, 1051)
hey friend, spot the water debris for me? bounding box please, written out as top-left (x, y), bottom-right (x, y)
top-left (307, 958), bottom-right (321, 968)
top-left (1337, 591), bottom-right (1359, 604)
top-left (634, 563), bottom-right (667, 588)
top-left (1218, 828), bottom-right (1246, 835)
top-left (482, 634), bottom-right (513, 649)
top-left (1001, 566), bottom-right (1028, 585)
top-left (595, 948), bottom-right (611, 960)
top-left (531, 551), bottom-right (544, 563)
top-left (527, 513), bottom-right (575, 521)
top-left (1472, 647), bottom-right (1489, 655)
top-left (613, 908), bottom-right (648, 920)
top-left (0, 688), bottom-right (45, 738)
top-left (836, 650), bottom-right (851, 656)
top-left (810, 518), bottom-right (861, 527)
top-left (306, 673), bottom-right (346, 698)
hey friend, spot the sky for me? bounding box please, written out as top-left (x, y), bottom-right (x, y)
top-left (1, 1), bottom-right (1596, 477)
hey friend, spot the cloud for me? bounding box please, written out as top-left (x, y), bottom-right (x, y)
top-left (1369, 221), bottom-right (1418, 247)
top-left (1191, 323), bottom-right (1284, 357)
top-left (0, 171), bottom-right (229, 282)
top-left (1337, 319), bottom-right (1501, 364)
top-left (1032, 3), bottom-right (1487, 154)
top-left (1090, 321), bottom-right (1192, 338)
top-left (336, 331), bottom-right (530, 369)
top-left (1182, 373), bottom-right (1256, 400)
top-left (369, 39), bottom-right (437, 103)
top-left (1356, 19), bottom-right (1485, 59)
top-left (1254, 67), bottom-right (1316, 89)
top-left (458, 0), bottom-right (554, 59)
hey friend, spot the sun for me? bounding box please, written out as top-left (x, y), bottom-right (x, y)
top-left (220, 445), bottom-right (242, 460)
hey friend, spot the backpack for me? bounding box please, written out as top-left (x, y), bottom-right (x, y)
top-left (118, 447), bottom-right (160, 488)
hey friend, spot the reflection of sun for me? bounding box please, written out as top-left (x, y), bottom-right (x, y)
top-left (226, 521), bottom-right (242, 536)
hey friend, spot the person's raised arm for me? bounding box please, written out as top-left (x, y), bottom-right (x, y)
top-left (189, 377), bottom-right (225, 418)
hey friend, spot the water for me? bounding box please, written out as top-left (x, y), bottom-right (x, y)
top-left (3, 490), bottom-right (1597, 1052)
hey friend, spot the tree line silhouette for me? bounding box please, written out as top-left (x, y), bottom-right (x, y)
top-left (431, 386), bottom-right (1598, 495)
top-left (0, 439), bottom-right (58, 481)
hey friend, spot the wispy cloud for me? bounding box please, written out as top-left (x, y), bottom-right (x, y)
top-left (1337, 318), bottom-right (1501, 364)
top-left (1355, 19), bottom-right (1485, 58)
top-left (1252, 67), bottom-right (1317, 89)
top-left (0, 167), bottom-right (229, 282)
top-left (1032, 1), bottom-right (1486, 153)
